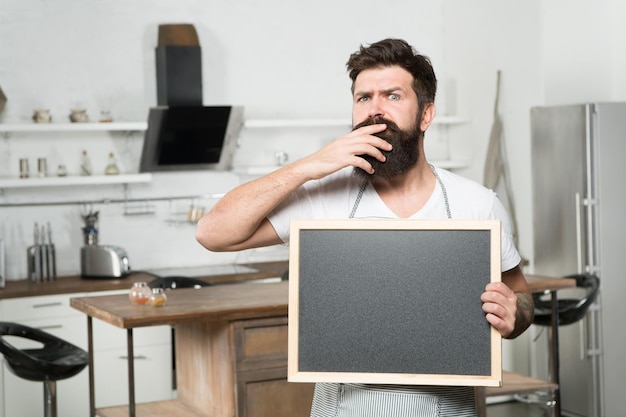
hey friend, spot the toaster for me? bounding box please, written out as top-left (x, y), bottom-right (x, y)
top-left (81, 245), bottom-right (130, 279)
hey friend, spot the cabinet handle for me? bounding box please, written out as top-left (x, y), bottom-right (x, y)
top-left (118, 355), bottom-right (148, 360)
top-left (32, 302), bottom-right (63, 308)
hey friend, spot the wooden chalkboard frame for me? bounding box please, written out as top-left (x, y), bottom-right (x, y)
top-left (288, 219), bottom-right (502, 387)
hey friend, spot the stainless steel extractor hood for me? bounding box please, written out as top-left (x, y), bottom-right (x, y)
top-left (139, 105), bottom-right (243, 172)
top-left (139, 24), bottom-right (244, 173)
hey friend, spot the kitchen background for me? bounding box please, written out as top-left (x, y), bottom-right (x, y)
top-left (1, 0), bottom-right (625, 386)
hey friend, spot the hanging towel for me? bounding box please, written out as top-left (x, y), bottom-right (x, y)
top-left (483, 71), bottom-right (520, 248)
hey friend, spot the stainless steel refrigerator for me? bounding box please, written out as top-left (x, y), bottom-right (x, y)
top-left (531, 102), bottom-right (626, 417)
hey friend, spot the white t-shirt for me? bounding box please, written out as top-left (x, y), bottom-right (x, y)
top-left (269, 165), bottom-right (521, 272)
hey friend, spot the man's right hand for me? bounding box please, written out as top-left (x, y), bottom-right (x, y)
top-left (295, 123), bottom-right (391, 180)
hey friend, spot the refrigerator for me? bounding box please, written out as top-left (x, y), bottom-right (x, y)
top-left (531, 102), bottom-right (626, 417)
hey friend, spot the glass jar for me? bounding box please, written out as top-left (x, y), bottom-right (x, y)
top-left (149, 288), bottom-right (167, 307)
top-left (129, 282), bottom-right (151, 305)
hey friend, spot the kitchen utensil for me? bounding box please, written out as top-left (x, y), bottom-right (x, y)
top-left (26, 222), bottom-right (57, 282)
top-left (47, 222), bottom-right (57, 279)
top-left (30, 223), bottom-right (41, 281)
top-left (39, 224), bottom-right (48, 280)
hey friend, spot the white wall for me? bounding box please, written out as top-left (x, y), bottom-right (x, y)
top-left (1, 0), bottom-right (625, 381)
top-left (0, 0), bottom-right (449, 280)
top-left (1, 0), bottom-right (623, 278)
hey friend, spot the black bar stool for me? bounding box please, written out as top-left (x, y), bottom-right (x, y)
top-left (148, 275), bottom-right (212, 290)
top-left (533, 273), bottom-right (600, 325)
top-left (515, 273), bottom-right (600, 414)
top-left (0, 322), bottom-right (89, 417)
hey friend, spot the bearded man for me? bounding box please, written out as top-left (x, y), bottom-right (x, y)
top-left (196, 38), bottom-right (533, 417)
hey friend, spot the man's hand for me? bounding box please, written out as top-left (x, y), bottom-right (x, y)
top-left (481, 266), bottom-right (534, 339)
top-left (296, 123), bottom-right (391, 180)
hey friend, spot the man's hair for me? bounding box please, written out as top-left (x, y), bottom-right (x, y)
top-left (346, 38), bottom-right (437, 115)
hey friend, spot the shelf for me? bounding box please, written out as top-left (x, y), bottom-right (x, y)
top-left (235, 159), bottom-right (470, 176)
top-left (0, 121), bottom-right (147, 134)
top-left (0, 174), bottom-right (152, 189)
top-left (244, 118), bottom-right (351, 128)
top-left (243, 116), bottom-right (467, 129)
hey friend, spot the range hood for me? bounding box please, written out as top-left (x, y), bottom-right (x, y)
top-left (139, 105), bottom-right (243, 172)
top-left (139, 24), bottom-right (243, 173)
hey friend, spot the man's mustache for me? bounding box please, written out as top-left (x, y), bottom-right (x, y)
top-left (352, 117), bottom-right (400, 135)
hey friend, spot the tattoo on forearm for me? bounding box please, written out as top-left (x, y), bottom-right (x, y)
top-left (508, 292), bottom-right (535, 339)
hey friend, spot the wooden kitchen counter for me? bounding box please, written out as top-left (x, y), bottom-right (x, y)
top-left (70, 280), bottom-right (290, 329)
top-left (0, 260), bottom-right (288, 299)
top-left (71, 280), bottom-right (313, 417)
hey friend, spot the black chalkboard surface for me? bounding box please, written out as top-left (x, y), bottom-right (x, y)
top-left (287, 219), bottom-right (502, 387)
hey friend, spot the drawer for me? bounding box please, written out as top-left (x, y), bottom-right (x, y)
top-left (2, 293), bottom-right (85, 321)
top-left (234, 316), bottom-right (288, 371)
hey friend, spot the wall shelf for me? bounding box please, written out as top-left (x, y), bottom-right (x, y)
top-left (0, 173), bottom-right (152, 189)
top-left (235, 159), bottom-right (470, 176)
top-left (0, 121), bottom-right (147, 135)
top-left (243, 116), bottom-right (467, 129)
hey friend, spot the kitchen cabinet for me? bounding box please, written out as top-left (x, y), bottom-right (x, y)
top-left (0, 290), bottom-right (172, 417)
top-left (232, 316), bottom-right (313, 417)
top-left (0, 293), bottom-right (90, 417)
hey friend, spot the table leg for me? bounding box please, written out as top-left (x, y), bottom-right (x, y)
top-left (127, 328), bottom-right (136, 417)
top-left (474, 387), bottom-right (487, 417)
top-left (548, 290), bottom-right (562, 417)
top-left (87, 316), bottom-right (95, 417)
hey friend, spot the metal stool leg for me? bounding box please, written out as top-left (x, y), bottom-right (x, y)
top-left (43, 380), bottom-right (57, 417)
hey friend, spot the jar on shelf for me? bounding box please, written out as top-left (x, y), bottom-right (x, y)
top-left (149, 288), bottom-right (167, 307)
top-left (104, 152), bottom-right (120, 175)
top-left (129, 282), bottom-right (151, 305)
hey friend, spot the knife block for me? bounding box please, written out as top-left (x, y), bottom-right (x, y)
top-left (26, 244), bottom-right (56, 282)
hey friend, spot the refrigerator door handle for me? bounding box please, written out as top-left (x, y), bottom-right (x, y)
top-left (578, 319), bottom-right (586, 360)
top-left (575, 192), bottom-right (583, 273)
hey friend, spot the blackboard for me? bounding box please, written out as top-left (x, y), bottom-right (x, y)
top-left (287, 219), bottom-right (502, 387)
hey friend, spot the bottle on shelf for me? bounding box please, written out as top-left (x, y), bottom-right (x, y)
top-left (104, 152), bottom-right (120, 175)
top-left (80, 150), bottom-right (92, 176)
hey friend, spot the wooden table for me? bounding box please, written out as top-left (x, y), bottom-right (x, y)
top-left (70, 281), bottom-right (313, 417)
top-left (477, 274), bottom-right (576, 417)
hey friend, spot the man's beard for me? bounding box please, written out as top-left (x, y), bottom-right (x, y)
top-left (352, 115), bottom-right (422, 182)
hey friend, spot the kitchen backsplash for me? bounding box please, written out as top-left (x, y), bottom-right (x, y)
top-left (0, 168), bottom-right (289, 281)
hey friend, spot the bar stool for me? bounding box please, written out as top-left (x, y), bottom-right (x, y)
top-left (533, 273), bottom-right (600, 325)
top-left (515, 273), bottom-right (600, 414)
top-left (148, 275), bottom-right (211, 290)
top-left (0, 321), bottom-right (89, 417)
